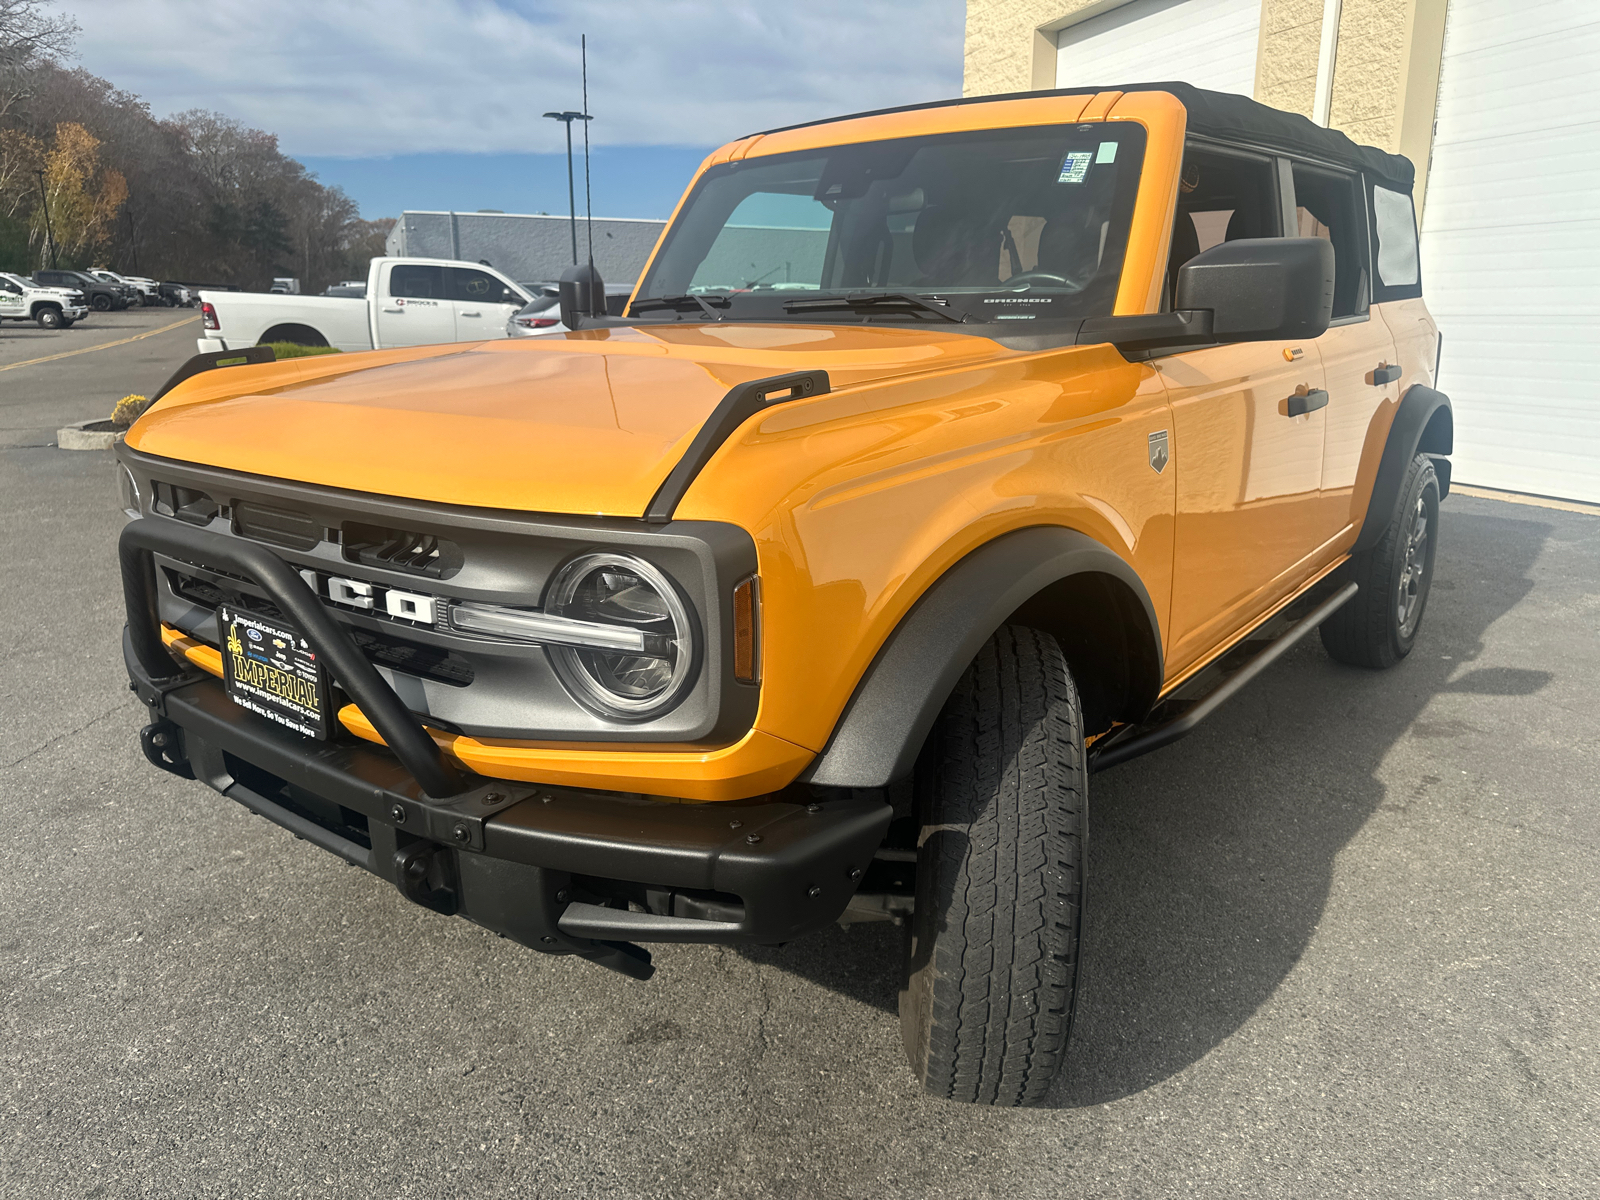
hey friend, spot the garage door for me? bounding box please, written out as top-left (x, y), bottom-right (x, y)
top-left (1055, 0), bottom-right (1261, 96)
top-left (1420, 0), bottom-right (1600, 502)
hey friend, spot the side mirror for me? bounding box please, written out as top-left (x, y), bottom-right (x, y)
top-left (1175, 237), bottom-right (1334, 342)
top-left (1079, 237), bottom-right (1335, 353)
top-left (558, 262), bottom-right (606, 330)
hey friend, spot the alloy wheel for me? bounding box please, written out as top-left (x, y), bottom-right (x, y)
top-left (1396, 495), bottom-right (1429, 637)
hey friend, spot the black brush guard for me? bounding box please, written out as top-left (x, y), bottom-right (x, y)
top-left (119, 518), bottom-right (890, 979)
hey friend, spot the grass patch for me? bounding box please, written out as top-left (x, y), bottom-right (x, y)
top-left (264, 342), bottom-right (342, 359)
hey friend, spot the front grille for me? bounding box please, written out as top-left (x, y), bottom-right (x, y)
top-left (166, 568), bottom-right (474, 687)
top-left (342, 522), bottom-right (463, 579)
top-left (233, 502), bottom-right (320, 551)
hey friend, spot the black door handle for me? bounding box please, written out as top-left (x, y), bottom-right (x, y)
top-left (1369, 363), bottom-right (1403, 386)
top-left (1286, 387), bottom-right (1329, 417)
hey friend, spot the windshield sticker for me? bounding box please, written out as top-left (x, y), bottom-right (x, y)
top-left (1096, 141), bottom-right (1118, 164)
top-left (1057, 151), bottom-right (1093, 184)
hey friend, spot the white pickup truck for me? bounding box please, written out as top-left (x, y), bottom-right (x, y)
top-left (197, 257), bottom-right (535, 355)
top-left (0, 272), bottom-right (90, 329)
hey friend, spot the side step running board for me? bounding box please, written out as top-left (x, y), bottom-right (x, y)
top-left (1089, 581), bottom-right (1359, 773)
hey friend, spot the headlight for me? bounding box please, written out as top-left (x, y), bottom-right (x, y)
top-left (547, 553), bottom-right (697, 719)
top-left (117, 463), bottom-right (141, 517)
top-left (447, 553), bottom-right (698, 720)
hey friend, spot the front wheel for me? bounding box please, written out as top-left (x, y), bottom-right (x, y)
top-left (35, 307), bottom-right (63, 329)
top-left (1321, 452), bottom-right (1441, 668)
top-left (900, 624), bottom-right (1086, 1106)
top-left (91, 293), bottom-right (111, 311)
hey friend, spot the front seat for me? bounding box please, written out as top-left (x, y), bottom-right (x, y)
top-left (913, 206), bottom-right (990, 286)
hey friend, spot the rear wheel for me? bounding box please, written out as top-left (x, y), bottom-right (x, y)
top-left (899, 624), bottom-right (1086, 1106)
top-left (35, 306), bottom-right (63, 329)
top-left (1321, 452), bottom-right (1440, 668)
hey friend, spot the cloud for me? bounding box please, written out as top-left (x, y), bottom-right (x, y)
top-left (61, 0), bottom-right (966, 158)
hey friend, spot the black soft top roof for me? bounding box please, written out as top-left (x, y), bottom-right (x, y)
top-left (753, 81), bottom-right (1414, 192)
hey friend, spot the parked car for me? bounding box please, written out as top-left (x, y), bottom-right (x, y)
top-left (196, 257), bottom-right (533, 353)
top-left (90, 268), bottom-right (161, 306)
top-left (35, 268), bottom-right (130, 311)
top-left (0, 271), bottom-right (89, 328)
top-left (114, 82), bottom-right (1449, 1107)
top-left (506, 286), bottom-right (634, 337)
top-left (158, 281), bottom-right (195, 308)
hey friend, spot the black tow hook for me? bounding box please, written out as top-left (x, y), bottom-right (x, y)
top-left (394, 842), bottom-right (457, 915)
top-left (140, 720), bottom-right (195, 780)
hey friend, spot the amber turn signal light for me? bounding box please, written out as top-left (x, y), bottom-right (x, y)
top-left (733, 575), bottom-right (761, 683)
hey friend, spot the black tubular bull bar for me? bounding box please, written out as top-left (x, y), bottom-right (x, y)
top-left (118, 518), bottom-right (893, 978)
top-left (120, 517), bottom-right (466, 797)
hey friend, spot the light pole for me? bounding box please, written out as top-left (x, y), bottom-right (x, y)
top-left (34, 169), bottom-right (58, 269)
top-left (541, 109), bottom-right (591, 265)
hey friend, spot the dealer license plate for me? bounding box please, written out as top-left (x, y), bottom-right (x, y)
top-left (217, 604), bottom-right (330, 739)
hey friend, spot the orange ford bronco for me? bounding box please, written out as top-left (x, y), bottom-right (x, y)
top-left (117, 83), bottom-right (1450, 1106)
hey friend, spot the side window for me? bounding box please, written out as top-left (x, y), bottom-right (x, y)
top-left (446, 267), bottom-right (522, 306)
top-left (1167, 145), bottom-right (1281, 300)
top-left (1368, 182), bottom-right (1422, 302)
top-left (389, 264), bottom-right (445, 299)
top-left (1290, 163), bottom-right (1369, 319)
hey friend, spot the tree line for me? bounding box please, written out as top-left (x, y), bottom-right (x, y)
top-left (0, 0), bottom-right (387, 293)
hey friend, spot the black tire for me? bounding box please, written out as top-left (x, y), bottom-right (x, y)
top-left (35, 306), bottom-right (63, 329)
top-left (59, 317), bottom-right (74, 328)
top-left (91, 293), bottom-right (112, 311)
top-left (900, 624), bottom-right (1086, 1106)
top-left (1321, 452), bottom-right (1440, 669)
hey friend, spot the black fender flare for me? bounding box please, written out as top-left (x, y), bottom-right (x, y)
top-left (1355, 384), bottom-right (1453, 553)
top-left (800, 526), bottom-right (1163, 789)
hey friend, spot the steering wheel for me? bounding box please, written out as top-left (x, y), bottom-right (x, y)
top-left (1003, 270), bottom-right (1070, 287)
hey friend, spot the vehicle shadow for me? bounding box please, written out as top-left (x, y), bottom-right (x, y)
top-left (750, 506), bottom-right (1553, 1105)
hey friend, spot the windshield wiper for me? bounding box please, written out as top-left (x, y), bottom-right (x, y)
top-left (628, 293), bottom-right (730, 320)
top-left (781, 292), bottom-right (963, 323)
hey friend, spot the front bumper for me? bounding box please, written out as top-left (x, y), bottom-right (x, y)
top-left (119, 519), bottom-right (890, 977)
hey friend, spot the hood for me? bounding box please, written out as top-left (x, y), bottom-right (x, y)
top-left (127, 323), bottom-right (1015, 516)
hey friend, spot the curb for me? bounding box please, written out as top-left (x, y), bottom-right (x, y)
top-left (57, 419), bottom-right (123, 451)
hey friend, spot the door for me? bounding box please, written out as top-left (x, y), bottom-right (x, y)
top-left (1161, 145), bottom-right (1331, 677)
top-left (1055, 0), bottom-right (1261, 96)
top-left (0, 277), bottom-right (24, 319)
top-left (375, 263), bottom-right (456, 348)
top-left (446, 265), bottom-right (525, 341)
top-left (1292, 161), bottom-right (1401, 542)
top-left (1419, 0), bottom-right (1600, 502)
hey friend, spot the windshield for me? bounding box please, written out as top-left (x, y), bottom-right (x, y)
top-left (634, 122), bottom-right (1146, 325)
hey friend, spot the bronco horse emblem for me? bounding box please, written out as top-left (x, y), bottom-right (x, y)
top-left (1148, 430), bottom-right (1170, 473)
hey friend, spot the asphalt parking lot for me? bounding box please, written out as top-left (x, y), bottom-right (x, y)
top-left (0, 306), bottom-right (203, 448)
top-left (2, 326), bottom-right (1596, 1198)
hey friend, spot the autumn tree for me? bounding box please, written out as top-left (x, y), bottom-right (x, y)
top-left (32, 121), bottom-right (126, 264)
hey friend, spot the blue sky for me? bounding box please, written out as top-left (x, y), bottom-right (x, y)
top-left (62, 0), bottom-right (967, 220)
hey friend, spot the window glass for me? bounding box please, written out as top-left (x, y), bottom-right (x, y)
top-left (1166, 146), bottom-right (1281, 301)
top-left (1370, 183), bottom-right (1421, 298)
top-left (446, 266), bottom-right (523, 306)
top-left (389, 264), bottom-right (445, 299)
top-left (639, 122), bottom-right (1148, 325)
top-left (1291, 163), bottom-right (1369, 318)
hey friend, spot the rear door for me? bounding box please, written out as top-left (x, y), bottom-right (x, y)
top-left (1292, 161), bottom-right (1402, 542)
top-left (375, 263), bottom-right (456, 347)
top-left (446, 265), bottom-right (525, 341)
